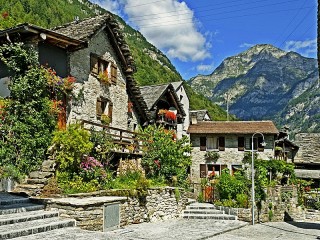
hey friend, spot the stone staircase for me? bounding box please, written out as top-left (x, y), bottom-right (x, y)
top-left (182, 202), bottom-right (237, 220)
top-left (0, 192), bottom-right (76, 239)
top-left (12, 159), bottom-right (56, 196)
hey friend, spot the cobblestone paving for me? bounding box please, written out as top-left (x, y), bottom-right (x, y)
top-left (15, 219), bottom-right (248, 240)
top-left (211, 221), bottom-right (320, 240)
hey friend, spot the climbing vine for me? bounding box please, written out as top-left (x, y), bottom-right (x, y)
top-left (0, 43), bottom-right (57, 174)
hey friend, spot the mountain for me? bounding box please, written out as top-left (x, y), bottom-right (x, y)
top-left (0, 0), bottom-right (229, 120)
top-left (189, 44), bottom-right (319, 133)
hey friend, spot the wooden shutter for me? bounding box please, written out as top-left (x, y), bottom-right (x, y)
top-left (57, 95), bottom-right (67, 130)
top-left (108, 103), bottom-right (113, 123)
top-left (258, 137), bottom-right (264, 152)
top-left (221, 165), bottom-right (227, 175)
top-left (218, 137), bottom-right (225, 151)
top-left (200, 164), bottom-right (207, 178)
top-left (238, 137), bottom-right (245, 151)
top-left (111, 63), bottom-right (117, 83)
top-left (96, 98), bottom-right (102, 119)
top-left (200, 137), bottom-right (206, 151)
top-left (91, 54), bottom-right (99, 74)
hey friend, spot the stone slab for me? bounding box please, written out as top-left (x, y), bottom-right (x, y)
top-left (47, 196), bottom-right (127, 207)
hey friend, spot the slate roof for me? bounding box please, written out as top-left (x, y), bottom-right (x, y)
top-left (171, 81), bottom-right (183, 91)
top-left (139, 83), bottom-right (186, 116)
top-left (188, 121), bottom-right (279, 134)
top-left (190, 110), bottom-right (211, 121)
top-left (54, 14), bottom-right (151, 122)
top-left (53, 14), bottom-right (111, 41)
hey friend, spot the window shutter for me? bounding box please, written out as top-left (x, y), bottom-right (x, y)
top-left (238, 137), bottom-right (245, 151)
top-left (96, 98), bottom-right (102, 118)
top-left (200, 137), bottom-right (206, 151)
top-left (218, 137), bottom-right (225, 151)
top-left (91, 55), bottom-right (98, 74)
top-left (111, 63), bottom-right (117, 83)
top-left (200, 164), bottom-right (207, 178)
top-left (258, 137), bottom-right (264, 152)
top-left (108, 103), bottom-right (113, 123)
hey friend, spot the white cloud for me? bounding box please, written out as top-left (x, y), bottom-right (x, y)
top-left (93, 0), bottom-right (211, 62)
top-left (239, 43), bottom-right (254, 48)
top-left (284, 39), bottom-right (317, 57)
top-left (196, 62), bottom-right (215, 72)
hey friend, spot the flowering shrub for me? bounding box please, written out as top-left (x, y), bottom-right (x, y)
top-left (165, 111), bottom-right (177, 121)
top-left (158, 109), bottom-right (167, 116)
top-left (45, 67), bottom-right (76, 93)
top-left (80, 156), bottom-right (107, 182)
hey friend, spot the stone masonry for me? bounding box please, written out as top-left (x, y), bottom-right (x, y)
top-left (294, 133), bottom-right (320, 164)
top-left (44, 187), bottom-right (187, 231)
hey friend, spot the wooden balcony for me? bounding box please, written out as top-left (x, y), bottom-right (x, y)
top-left (81, 120), bottom-right (148, 156)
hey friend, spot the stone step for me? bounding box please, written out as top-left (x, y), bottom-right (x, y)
top-left (0, 217), bottom-right (76, 239)
top-left (186, 203), bottom-right (216, 210)
top-left (182, 213), bottom-right (237, 220)
top-left (26, 179), bottom-right (48, 185)
top-left (183, 209), bottom-right (224, 215)
top-left (0, 197), bottom-right (30, 206)
top-left (0, 210), bottom-right (59, 226)
top-left (0, 202), bottom-right (44, 215)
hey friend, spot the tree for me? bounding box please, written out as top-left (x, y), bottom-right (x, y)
top-left (139, 125), bottom-right (191, 185)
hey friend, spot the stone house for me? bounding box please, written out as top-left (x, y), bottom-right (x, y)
top-left (187, 121), bottom-right (279, 184)
top-left (189, 110), bottom-right (211, 124)
top-left (139, 82), bottom-right (188, 139)
top-left (294, 133), bottom-right (320, 188)
top-left (0, 14), bottom-right (150, 131)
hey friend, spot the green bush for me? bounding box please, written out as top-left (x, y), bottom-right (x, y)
top-left (139, 125), bottom-right (191, 186)
top-left (0, 165), bottom-right (24, 182)
top-left (236, 193), bottom-right (249, 208)
top-left (51, 124), bottom-right (93, 173)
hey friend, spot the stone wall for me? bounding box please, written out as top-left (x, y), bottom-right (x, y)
top-left (294, 133), bottom-right (320, 164)
top-left (68, 30), bottom-right (135, 130)
top-left (44, 187), bottom-right (187, 231)
top-left (215, 185), bottom-right (306, 223)
top-left (190, 134), bottom-right (275, 184)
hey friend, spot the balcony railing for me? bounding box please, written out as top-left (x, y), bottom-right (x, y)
top-left (81, 119), bottom-right (148, 156)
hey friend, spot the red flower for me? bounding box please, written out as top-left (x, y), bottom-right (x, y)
top-left (165, 111), bottom-right (176, 121)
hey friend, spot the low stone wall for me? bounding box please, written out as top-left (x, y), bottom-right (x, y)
top-left (43, 187), bottom-right (187, 231)
top-left (215, 185), bottom-right (306, 223)
top-left (305, 209), bottom-right (320, 221)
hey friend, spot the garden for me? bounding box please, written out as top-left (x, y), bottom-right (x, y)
top-left (0, 43), bottom-right (192, 196)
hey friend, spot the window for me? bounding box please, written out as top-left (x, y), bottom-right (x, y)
top-left (218, 137), bottom-right (225, 151)
top-left (96, 97), bottom-right (113, 123)
top-left (200, 137), bottom-right (206, 151)
top-left (258, 137), bottom-right (265, 152)
top-left (200, 164), bottom-right (207, 178)
top-left (250, 137), bottom-right (258, 150)
top-left (206, 137), bottom-right (215, 150)
top-left (91, 54), bottom-right (117, 84)
top-left (206, 164), bottom-right (227, 177)
top-left (238, 137), bottom-right (245, 151)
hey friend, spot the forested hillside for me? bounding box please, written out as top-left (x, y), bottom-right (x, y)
top-left (0, 0), bottom-right (229, 120)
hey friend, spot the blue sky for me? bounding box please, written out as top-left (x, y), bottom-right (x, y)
top-left (91, 0), bottom-right (317, 80)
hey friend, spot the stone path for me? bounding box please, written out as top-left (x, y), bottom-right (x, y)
top-left (208, 221), bottom-right (320, 240)
top-left (15, 219), bottom-right (248, 240)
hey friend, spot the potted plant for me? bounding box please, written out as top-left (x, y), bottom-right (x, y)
top-left (165, 111), bottom-right (177, 122)
top-left (205, 151), bottom-right (219, 162)
top-left (98, 69), bottom-right (110, 84)
top-left (101, 114), bottom-right (111, 125)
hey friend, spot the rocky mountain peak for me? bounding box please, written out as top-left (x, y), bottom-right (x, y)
top-left (189, 44), bottom-right (319, 133)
